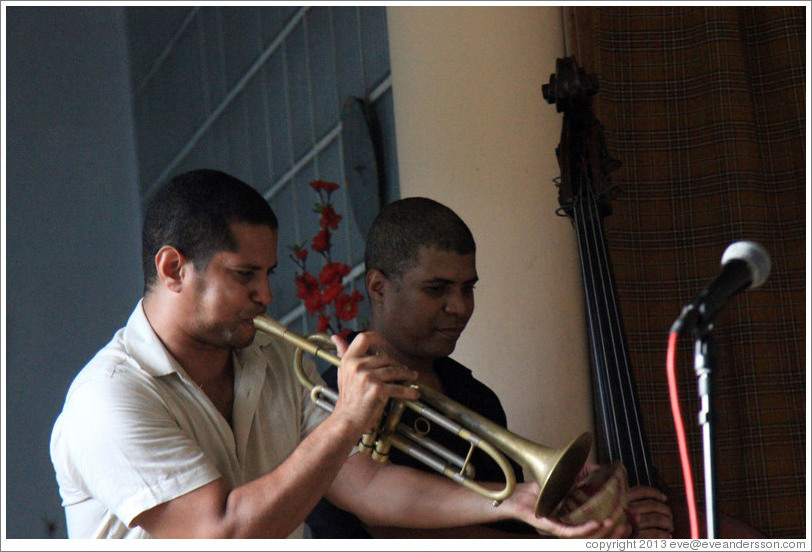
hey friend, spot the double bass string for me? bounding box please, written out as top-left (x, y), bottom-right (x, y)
top-left (571, 177), bottom-right (653, 488)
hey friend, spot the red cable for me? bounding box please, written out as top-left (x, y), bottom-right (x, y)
top-left (667, 331), bottom-right (700, 539)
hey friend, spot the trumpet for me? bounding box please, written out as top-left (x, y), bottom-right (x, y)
top-left (253, 314), bottom-right (592, 517)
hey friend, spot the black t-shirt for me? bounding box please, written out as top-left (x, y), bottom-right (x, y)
top-left (306, 340), bottom-right (531, 538)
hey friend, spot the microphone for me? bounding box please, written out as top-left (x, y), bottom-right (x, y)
top-left (671, 241), bottom-right (771, 334)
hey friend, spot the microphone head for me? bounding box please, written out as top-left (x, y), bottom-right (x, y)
top-left (721, 241), bottom-right (771, 289)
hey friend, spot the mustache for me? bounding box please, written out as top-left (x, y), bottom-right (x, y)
top-left (241, 308), bottom-right (267, 321)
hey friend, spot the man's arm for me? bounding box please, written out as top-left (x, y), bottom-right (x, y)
top-left (327, 452), bottom-right (632, 539)
top-left (132, 410), bottom-right (360, 538)
top-left (133, 332), bottom-right (419, 538)
top-left (364, 524), bottom-right (539, 539)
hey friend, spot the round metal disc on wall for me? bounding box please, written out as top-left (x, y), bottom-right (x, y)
top-left (341, 97), bottom-right (381, 238)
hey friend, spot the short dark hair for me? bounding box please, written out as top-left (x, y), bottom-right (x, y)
top-left (141, 169), bottom-right (278, 293)
top-left (365, 197), bottom-right (475, 281)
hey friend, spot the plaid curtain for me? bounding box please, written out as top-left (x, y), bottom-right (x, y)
top-left (563, 6), bottom-right (806, 538)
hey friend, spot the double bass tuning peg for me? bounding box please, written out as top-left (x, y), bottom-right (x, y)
top-left (542, 57), bottom-right (600, 113)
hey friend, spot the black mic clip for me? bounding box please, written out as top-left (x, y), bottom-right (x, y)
top-left (670, 302), bottom-right (703, 336)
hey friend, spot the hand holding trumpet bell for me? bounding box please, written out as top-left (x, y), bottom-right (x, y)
top-left (508, 475), bottom-right (633, 538)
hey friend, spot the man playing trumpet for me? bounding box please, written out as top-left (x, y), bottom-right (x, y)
top-left (50, 169), bottom-right (631, 539)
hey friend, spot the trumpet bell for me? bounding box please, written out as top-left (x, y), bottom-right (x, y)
top-left (414, 384), bottom-right (592, 518)
top-left (531, 431), bottom-right (592, 517)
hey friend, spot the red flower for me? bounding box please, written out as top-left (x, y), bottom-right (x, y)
top-left (311, 228), bottom-right (330, 253)
top-left (295, 272), bottom-right (324, 315)
top-left (294, 272), bottom-right (318, 298)
top-left (310, 179), bottom-right (340, 193)
top-left (291, 180), bottom-right (363, 334)
top-left (321, 282), bottom-right (344, 304)
top-left (319, 205), bottom-right (342, 230)
top-left (303, 292), bottom-right (324, 315)
top-left (319, 262), bottom-right (350, 286)
top-left (335, 290), bottom-right (364, 321)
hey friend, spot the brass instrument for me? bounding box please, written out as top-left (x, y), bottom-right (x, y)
top-left (253, 314), bottom-right (592, 517)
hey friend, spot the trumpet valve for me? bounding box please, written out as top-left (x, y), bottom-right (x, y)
top-left (358, 432), bottom-right (377, 455)
top-left (372, 440), bottom-right (392, 463)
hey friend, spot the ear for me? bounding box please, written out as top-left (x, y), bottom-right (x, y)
top-left (154, 245), bottom-right (188, 293)
top-left (365, 269), bottom-right (387, 305)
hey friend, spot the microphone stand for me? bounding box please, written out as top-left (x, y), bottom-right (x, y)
top-left (693, 325), bottom-right (719, 539)
top-left (672, 241), bottom-right (770, 538)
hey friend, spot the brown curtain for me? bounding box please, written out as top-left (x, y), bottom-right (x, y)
top-left (563, 6), bottom-right (806, 538)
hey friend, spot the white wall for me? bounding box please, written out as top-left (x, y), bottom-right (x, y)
top-left (386, 7), bottom-right (594, 456)
top-left (5, 6), bottom-right (143, 538)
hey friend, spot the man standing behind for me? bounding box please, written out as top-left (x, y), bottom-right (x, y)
top-left (307, 197), bottom-right (672, 538)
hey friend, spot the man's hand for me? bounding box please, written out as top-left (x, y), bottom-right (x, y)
top-left (628, 485), bottom-right (673, 538)
top-left (504, 480), bottom-right (633, 539)
top-left (329, 332), bottom-right (419, 437)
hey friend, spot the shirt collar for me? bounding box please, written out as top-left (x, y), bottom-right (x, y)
top-left (123, 299), bottom-right (271, 379)
top-left (123, 299), bottom-right (182, 377)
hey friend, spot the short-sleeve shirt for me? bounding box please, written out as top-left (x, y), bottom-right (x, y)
top-left (50, 301), bottom-right (329, 538)
top-left (306, 337), bottom-right (530, 538)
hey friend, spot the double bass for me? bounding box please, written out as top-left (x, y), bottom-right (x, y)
top-left (542, 57), bottom-right (763, 539)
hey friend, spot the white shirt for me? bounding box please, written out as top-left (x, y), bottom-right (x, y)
top-left (50, 300), bottom-right (329, 538)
